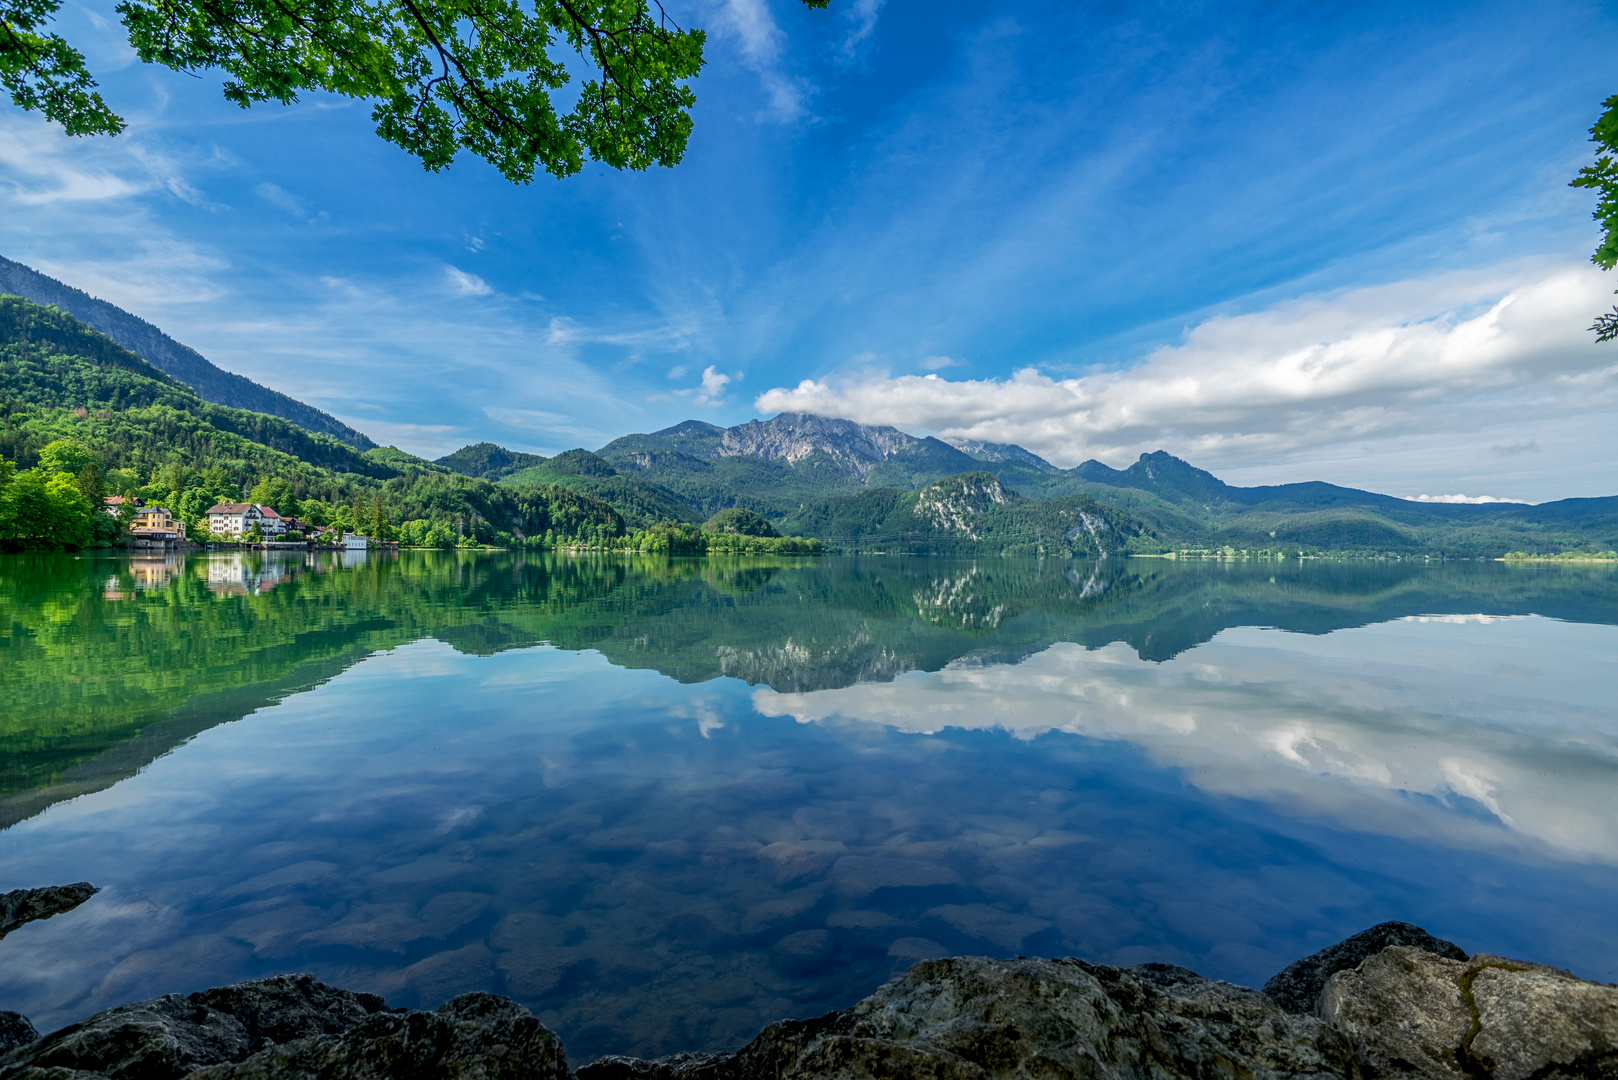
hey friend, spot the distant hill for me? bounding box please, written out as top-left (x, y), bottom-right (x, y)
top-left (946, 437), bottom-right (1058, 472)
top-left (434, 442), bottom-right (548, 480)
top-left (0, 295), bottom-right (392, 479)
top-left (494, 449), bottom-right (701, 528)
top-left (0, 255), bottom-right (375, 450)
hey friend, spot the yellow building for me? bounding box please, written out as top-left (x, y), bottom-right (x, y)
top-left (131, 507), bottom-right (186, 541)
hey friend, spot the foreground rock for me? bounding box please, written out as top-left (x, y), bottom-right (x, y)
top-left (0, 1016), bottom-right (36, 1058)
top-left (577, 956), bottom-right (1355, 1080)
top-left (0, 884), bottom-right (98, 942)
top-left (3, 925), bottom-right (1615, 1080)
top-left (1321, 946), bottom-right (1618, 1080)
top-left (0, 974), bottom-right (567, 1080)
top-left (1263, 921), bottom-right (1470, 1014)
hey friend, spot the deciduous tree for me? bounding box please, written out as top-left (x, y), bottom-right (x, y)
top-left (2, 0), bottom-right (825, 182)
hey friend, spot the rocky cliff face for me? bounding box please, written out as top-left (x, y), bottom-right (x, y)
top-left (914, 473), bottom-right (1014, 537)
top-left (3, 922), bottom-right (1614, 1080)
top-left (716, 414), bottom-right (922, 472)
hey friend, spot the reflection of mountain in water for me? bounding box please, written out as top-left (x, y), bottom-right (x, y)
top-left (3, 551), bottom-right (1615, 826)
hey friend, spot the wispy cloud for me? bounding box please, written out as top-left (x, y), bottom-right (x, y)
top-left (444, 266), bottom-right (492, 296)
top-left (707, 0), bottom-right (811, 121)
top-left (256, 182), bottom-right (308, 219)
top-left (837, 0), bottom-right (884, 64)
top-left (756, 263), bottom-right (1618, 470)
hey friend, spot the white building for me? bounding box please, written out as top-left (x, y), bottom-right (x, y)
top-left (206, 502), bottom-right (274, 537)
top-left (256, 506), bottom-right (287, 536)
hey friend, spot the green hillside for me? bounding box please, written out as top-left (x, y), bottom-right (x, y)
top-left (0, 295), bottom-right (626, 549)
top-left (434, 441), bottom-right (548, 480)
top-left (494, 449), bottom-right (702, 527)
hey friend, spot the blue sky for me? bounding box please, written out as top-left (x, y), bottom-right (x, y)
top-left (2, 0), bottom-right (1617, 498)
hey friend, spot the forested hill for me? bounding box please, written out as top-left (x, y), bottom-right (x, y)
top-left (0, 256), bottom-right (375, 450)
top-left (0, 296), bottom-right (626, 549)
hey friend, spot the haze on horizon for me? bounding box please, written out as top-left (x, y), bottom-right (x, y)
top-left (2, 0), bottom-right (1616, 502)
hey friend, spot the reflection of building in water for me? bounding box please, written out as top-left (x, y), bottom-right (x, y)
top-left (103, 557), bottom-right (186, 599)
top-left (205, 555), bottom-right (294, 596)
top-left (129, 557), bottom-right (183, 589)
top-left (340, 548), bottom-right (368, 569)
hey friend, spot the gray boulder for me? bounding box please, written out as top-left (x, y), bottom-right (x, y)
top-left (0, 978), bottom-right (566, 1080)
top-left (0, 885), bottom-right (99, 942)
top-left (1263, 922), bottom-right (1469, 1014)
top-left (0, 1015), bottom-right (37, 1057)
top-left (0, 974), bottom-right (387, 1080)
top-left (188, 993), bottom-right (568, 1080)
top-left (576, 956), bottom-right (1357, 1080)
top-left (1320, 945), bottom-right (1618, 1080)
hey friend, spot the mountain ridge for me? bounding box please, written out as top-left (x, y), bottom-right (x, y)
top-left (0, 256), bottom-right (375, 450)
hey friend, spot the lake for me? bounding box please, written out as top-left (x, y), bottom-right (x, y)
top-left (2, 551), bottom-right (1616, 1062)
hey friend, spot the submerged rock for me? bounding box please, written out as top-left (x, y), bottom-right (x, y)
top-left (1263, 921), bottom-right (1469, 1014)
top-left (576, 956), bottom-right (1357, 1080)
top-left (0, 884), bottom-right (99, 941)
top-left (1320, 945), bottom-right (1618, 1080)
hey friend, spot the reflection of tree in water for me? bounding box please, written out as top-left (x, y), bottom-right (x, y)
top-left (3, 551), bottom-right (1615, 817)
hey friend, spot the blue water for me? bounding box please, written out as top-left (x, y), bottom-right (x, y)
top-left (1, 554), bottom-right (1616, 1062)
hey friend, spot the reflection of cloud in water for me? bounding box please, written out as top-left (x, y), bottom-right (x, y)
top-left (754, 617), bottom-right (1618, 864)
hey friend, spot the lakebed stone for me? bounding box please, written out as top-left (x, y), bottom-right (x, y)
top-left (2, 925), bottom-right (1614, 1080)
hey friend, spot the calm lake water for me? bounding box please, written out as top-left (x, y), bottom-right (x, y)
top-left (2, 551), bottom-right (1616, 1061)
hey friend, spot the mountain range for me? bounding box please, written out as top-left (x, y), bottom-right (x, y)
top-left (429, 413), bottom-right (1618, 555)
top-left (3, 259), bottom-right (1615, 556)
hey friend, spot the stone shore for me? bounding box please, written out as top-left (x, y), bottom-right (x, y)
top-left (1, 895), bottom-right (1613, 1080)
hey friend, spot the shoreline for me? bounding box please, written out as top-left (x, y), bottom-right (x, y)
top-left (2, 893), bottom-right (1615, 1080)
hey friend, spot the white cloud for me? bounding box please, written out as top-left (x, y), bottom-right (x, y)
top-left (707, 0), bottom-right (810, 121)
top-left (444, 266), bottom-right (492, 296)
top-left (755, 262), bottom-right (1618, 470)
top-left (668, 365), bottom-right (688, 379)
top-left (754, 618), bottom-right (1618, 864)
top-left (919, 354), bottom-right (964, 370)
top-left (695, 364), bottom-right (732, 405)
top-left (1409, 493), bottom-right (1531, 504)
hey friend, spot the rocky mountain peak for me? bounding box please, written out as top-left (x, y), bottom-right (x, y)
top-left (945, 438), bottom-right (1057, 472)
top-left (717, 413), bottom-right (921, 473)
